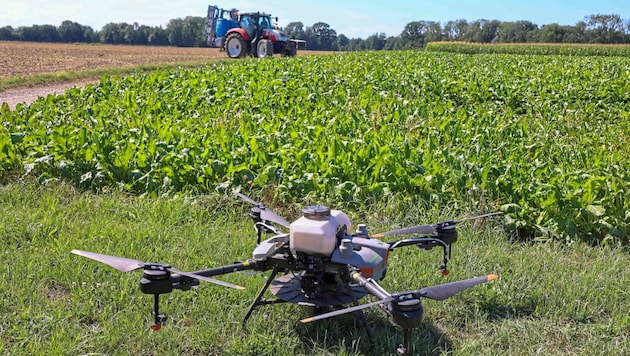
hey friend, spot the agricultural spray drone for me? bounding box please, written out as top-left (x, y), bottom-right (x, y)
top-left (71, 192), bottom-right (501, 355)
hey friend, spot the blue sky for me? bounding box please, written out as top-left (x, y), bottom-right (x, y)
top-left (1, 0), bottom-right (628, 39)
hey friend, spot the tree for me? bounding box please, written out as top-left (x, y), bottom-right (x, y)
top-left (383, 36), bottom-right (407, 50)
top-left (364, 33), bottom-right (387, 50)
top-left (147, 27), bottom-right (169, 46)
top-left (444, 20), bottom-right (469, 41)
top-left (335, 33), bottom-right (349, 51)
top-left (475, 19), bottom-right (501, 43)
top-left (285, 22), bottom-right (305, 40)
top-left (167, 17), bottom-right (206, 47)
top-left (499, 21), bottom-right (537, 43)
top-left (400, 21), bottom-right (426, 48)
top-left (59, 20), bottom-right (85, 42)
top-left (346, 38), bottom-right (366, 51)
top-left (538, 23), bottom-right (565, 43)
top-left (585, 14), bottom-right (625, 43)
top-left (83, 27), bottom-right (98, 43)
top-left (0, 26), bottom-right (16, 41)
top-left (18, 24), bottom-right (61, 42)
top-left (310, 22), bottom-right (337, 50)
top-left (453, 19), bottom-right (471, 41)
top-left (425, 21), bottom-right (443, 44)
top-left (100, 23), bottom-right (125, 44)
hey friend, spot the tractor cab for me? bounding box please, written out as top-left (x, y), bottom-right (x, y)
top-left (237, 12), bottom-right (276, 39)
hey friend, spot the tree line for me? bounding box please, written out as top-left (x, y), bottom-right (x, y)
top-left (0, 18), bottom-right (208, 47)
top-left (295, 13), bottom-right (629, 51)
top-left (1, 14), bottom-right (628, 51)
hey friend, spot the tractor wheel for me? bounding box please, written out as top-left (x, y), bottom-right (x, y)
top-left (225, 33), bottom-right (248, 59)
top-left (282, 42), bottom-right (297, 57)
top-left (256, 39), bottom-right (274, 58)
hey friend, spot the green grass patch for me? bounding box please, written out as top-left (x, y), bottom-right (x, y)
top-left (0, 60), bottom-right (220, 92)
top-left (0, 181), bottom-right (628, 355)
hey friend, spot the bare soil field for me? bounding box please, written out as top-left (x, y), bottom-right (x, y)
top-left (0, 41), bottom-right (226, 78)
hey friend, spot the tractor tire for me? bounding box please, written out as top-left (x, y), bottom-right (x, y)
top-left (282, 41), bottom-right (297, 57)
top-left (256, 39), bottom-right (274, 58)
top-left (225, 33), bottom-right (248, 59)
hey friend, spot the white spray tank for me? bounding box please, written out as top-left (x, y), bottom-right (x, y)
top-left (290, 206), bottom-right (352, 256)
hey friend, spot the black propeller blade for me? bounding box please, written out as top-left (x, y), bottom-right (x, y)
top-left (234, 192), bottom-right (291, 228)
top-left (301, 274), bottom-right (498, 323)
top-left (71, 249), bottom-right (245, 290)
top-left (414, 274), bottom-right (498, 300)
top-left (372, 212), bottom-right (502, 239)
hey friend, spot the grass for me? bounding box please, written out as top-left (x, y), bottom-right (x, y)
top-left (1, 180), bottom-right (628, 355)
top-left (0, 60), bottom-right (220, 91)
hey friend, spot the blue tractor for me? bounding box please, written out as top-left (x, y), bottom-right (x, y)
top-left (204, 5), bottom-right (303, 58)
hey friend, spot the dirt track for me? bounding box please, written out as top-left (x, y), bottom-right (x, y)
top-left (0, 42), bottom-right (227, 110)
top-left (1, 80), bottom-right (96, 110)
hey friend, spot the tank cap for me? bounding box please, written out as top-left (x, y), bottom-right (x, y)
top-left (302, 205), bottom-right (330, 220)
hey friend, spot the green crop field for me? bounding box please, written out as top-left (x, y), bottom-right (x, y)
top-left (2, 51), bottom-right (629, 244)
top-left (1, 49), bottom-right (629, 355)
top-left (426, 42), bottom-right (630, 57)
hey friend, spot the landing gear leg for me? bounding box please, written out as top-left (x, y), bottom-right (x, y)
top-left (346, 283), bottom-right (374, 338)
top-left (242, 267), bottom-right (281, 327)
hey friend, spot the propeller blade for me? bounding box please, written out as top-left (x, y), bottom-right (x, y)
top-left (169, 268), bottom-right (245, 290)
top-left (300, 297), bottom-right (394, 323)
top-left (71, 249), bottom-right (144, 272)
top-left (234, 191), bottom-right (290, 228)
top-left (259, 209), bottom-right (291, 228)
top-left (72, 250), bottom-right (246, 290)
top-left (234, 191), bottom-right (259, 206)
top-left (372, 224), bottom-right (436, 238)
top-left (409, 274), bottom-right (499, 301)
top-left (372, 211), bottom-right (503, 239)
top-left (300, 274), bottom-right (498, 323)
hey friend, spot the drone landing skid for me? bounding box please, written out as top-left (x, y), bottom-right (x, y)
top-left (242, 271), bottom-right (373, 336)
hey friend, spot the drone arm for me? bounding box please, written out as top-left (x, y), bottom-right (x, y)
top-left (388, 237), bottom-right (448, 250)
top-left (190, 259), bottom-right (261, 278)
top-left (348, 270), bottom-right (391, 300)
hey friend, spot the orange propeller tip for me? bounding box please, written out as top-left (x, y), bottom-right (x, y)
top-left (488, 274), bottom-right (499, 281)
top-left (300, 317), bottom-right (313, 323)
top-left (372, 234), bottom-right (383, 239)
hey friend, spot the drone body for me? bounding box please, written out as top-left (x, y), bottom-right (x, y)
top-left (71, 193), bottom-right (500, 355)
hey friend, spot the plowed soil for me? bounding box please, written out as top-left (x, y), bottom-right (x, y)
top-left (0, 41), bottom-right (226, 78)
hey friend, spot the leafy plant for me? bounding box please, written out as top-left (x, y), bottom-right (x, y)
top-left (1, 51), bottom-right (629, 244)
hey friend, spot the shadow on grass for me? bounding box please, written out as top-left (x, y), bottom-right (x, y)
top-left (294, 308), bottom-right (453, 356)
top-left (472, 293), bottom-right (537, 322)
